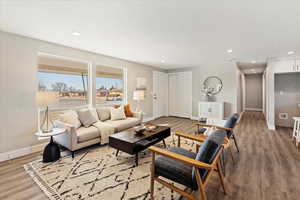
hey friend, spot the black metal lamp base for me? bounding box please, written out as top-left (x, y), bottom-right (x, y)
top-left (43, 136), bottom-right (61, 163)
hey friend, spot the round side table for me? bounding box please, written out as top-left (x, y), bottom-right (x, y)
top-left (35, 128), bottom-right (66, 163)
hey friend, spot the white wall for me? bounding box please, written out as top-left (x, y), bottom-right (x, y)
top-left (245, 74), bottom-right (263, 110)
top-left (236, 70), bottom-right (243, 113)
top-left (0, 31), bottom-right (165, 154)
top-left (167, 62), bottom-right (238, 119)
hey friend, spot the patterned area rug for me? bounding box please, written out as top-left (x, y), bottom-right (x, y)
top-left (24, 136), bottom-right (197, 200)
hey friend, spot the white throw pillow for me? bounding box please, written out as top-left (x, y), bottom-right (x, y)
top-left (110, 107), bottom-right (126, 121)
top-left (59, 110), bottom-right (81, 129)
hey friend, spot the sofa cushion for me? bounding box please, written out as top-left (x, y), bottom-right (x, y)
top-left (105, 117), bottom-right (140, 132)
top-left (110, 107), bottom-right (126, 121)
top-left (155, 147), bottom-right (197, 190)
top-left (89, 108), bottom-right (100, 122)
top-left (77, 126), bottom-right (101, 143)
top-left (59, 110), bottom-right (81, 129)
top-left (96, 107), bottom-right (112, 121)
top-left (77, 109), bottom-right (98, 128)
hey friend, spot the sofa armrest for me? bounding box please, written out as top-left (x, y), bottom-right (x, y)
top-left (53, 120), bottom-right (78, 151)
top-left (133, 112), bottom-right (143, 123)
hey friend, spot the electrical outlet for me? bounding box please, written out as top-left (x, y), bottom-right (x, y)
top-left (279, 113), bottom-right (288, 120)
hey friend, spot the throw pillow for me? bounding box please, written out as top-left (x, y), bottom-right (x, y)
top-left (96, 107), bottom-right (112, 121)
top-left (59, 110), bottom-right (81, 129)
top-left (124, 104), bottom-right (134, 117)
top-left (110, 107), bottom-right (126, 121)
top-left (89, 108), bottom-right (100, 122)
top-left (77, 109), bottom-right (97, 128)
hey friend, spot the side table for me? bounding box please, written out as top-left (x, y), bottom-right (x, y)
top-left (35, 128), bottom-right (66, 163)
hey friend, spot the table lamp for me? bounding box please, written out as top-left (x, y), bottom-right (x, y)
top-left (133, 90), bottom-right (145, 112)
top-left (36, 91), bottom-right (58, 133)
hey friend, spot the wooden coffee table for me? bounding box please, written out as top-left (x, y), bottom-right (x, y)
top-left (109, 126), bottom-right (170, 166)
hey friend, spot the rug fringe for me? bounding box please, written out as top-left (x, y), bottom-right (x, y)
top-left (24, 163), bottom-right (62, 200)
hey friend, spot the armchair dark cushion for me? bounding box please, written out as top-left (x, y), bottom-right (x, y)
top-left (155, 147), bottom-right (197, 189)
top-left (224, 113), bottom-right (239, 137)
top-left (155, 130), bottom-right (225, 190)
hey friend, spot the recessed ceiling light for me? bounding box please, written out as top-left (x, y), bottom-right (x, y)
top-left (288, 51), bottom-right (295, 55)
top-left (72, 31), bottom-right (81, 36)
top-left (161, 60), bottom-right (165, 63)
top-left (227, 49), bottom-right (233, 53)
top-left (251, 60), bottom-right (256, 64)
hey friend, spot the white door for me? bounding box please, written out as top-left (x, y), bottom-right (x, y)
top-left (153, 71), bottom-right (168, 119)
top-left (168, 72), bottom-right (192, 118)
top-left (180, 71), bottom-right (192, 118)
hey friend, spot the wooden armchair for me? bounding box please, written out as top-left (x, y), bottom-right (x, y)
top-left (148, 130), bottom-right (227, 200)
top-left (176, 113), bottom-right (240, 175)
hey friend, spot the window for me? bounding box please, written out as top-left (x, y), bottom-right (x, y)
top-left (38, 55), bottom-right (89, 108)
top-left (96, 65), bottom-right (124, 105)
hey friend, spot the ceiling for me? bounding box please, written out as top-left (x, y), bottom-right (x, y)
top-left (1, 0), bottom-right (300, 69)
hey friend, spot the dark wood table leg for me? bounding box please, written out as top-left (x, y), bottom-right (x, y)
top-left (162, 139), bottom-right (167, 148)
top-left (135, 153), bottom-right (138, 166)
top-left (115, 150), bottom-right (119, 157)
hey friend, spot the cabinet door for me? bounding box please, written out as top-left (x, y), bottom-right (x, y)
top-left (199, 102), bottom-right (211, 118)
top-left (209, 103), bottom-right (224, 119)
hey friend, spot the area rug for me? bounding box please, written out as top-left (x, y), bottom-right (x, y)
top-left (24, 136), bottom-right (197, 200)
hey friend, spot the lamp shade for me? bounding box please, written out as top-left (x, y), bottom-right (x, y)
top-left (133, 90), bottom-right (145, 101)
top-left (36, 91), bottom-right (58, 107)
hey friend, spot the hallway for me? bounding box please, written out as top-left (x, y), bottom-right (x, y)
top-left (215, 111), bottom-right (300, 200)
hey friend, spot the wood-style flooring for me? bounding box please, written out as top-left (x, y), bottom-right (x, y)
top-left (0, 112), bottom-right (299, 200)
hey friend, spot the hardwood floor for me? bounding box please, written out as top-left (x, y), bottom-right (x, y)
top-left (0, 112), bottom-right (299, 200)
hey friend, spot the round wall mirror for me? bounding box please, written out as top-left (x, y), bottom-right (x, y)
top-left (202, 76), bottom-right (223, 96)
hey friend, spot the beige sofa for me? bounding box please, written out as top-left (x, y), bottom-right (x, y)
top-left (53, 107), bottom-right (143, 158)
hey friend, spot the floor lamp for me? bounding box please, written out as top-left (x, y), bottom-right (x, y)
top-left (36, 91), bottom-right (58, 133)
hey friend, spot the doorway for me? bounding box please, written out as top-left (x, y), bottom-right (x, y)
top-left (244, 74), bottom-right (263, 111)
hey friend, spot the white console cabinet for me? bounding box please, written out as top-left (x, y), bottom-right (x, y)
top-left (198, 101), bottom-right (224, 120)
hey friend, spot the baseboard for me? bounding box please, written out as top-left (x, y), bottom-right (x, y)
top-left (245, 108), bottom-right (263, 112)
top-left (0, 153), bottom-right (9, 162)
top-left (143, 117), bottom-right (155, 122)
top-left (191, 116), bottom-right (199, 120)
top-left (267, 123), bottom-right (276, 130)
top-left (0, 143), bottom-right (47, 163)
